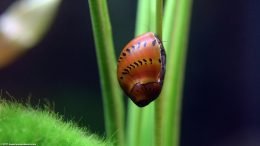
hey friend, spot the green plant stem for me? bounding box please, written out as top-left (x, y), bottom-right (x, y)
top-left (88, 0), bottom-right (125, 145)
top-left (158, 0), bottom-right (178, 145)
top-left (160, 0), bottom-right (193, 146)
top-left (126, 0), bottom-right (152, 146)
top-left (155, 0), bottom-right (163, 38)
top-left (154, 0), bottom-right (163, 146)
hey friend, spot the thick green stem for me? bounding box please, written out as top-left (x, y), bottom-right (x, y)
top-left (126, 0), bottom-right (152, 146)
top-left (154, 0), bottom-right (163, 146)
top-left (88, 0), bottom-right (125, 145)
top-left (160, 0), bottom-right (193, 146)
top-left (155, 0), bottom-right (163, 38)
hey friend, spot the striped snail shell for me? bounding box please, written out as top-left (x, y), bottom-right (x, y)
top-left (117, 32), bottom-right (166, 107)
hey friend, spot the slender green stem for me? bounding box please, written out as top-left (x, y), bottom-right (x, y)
top-left (126, 0), bottom-right (152, 146)
top-left (155, 0), bottom-right (163, 38)
top-left (163, 0), bottom-right (177, 50)
top-left (159, 1), bottom-right (177, 145)
top-left (160, 0), bottom-right (193, 146)
top-left (154, 0), bottom-right (163, 146)
top-left (88, 0), bottom-right (125, 145)
top-left (135, 0), bottom-right (151, 35)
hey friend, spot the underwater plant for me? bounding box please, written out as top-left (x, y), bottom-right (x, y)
top-left (88, 0), bottom-right (193, 146)
top-left (0, 99), bottom-right (113, 146)
top-left (0, 0), bottom-right (192, 145)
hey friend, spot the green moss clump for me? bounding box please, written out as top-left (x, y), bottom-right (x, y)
top-left (0, 100), bottom-right (113, 146)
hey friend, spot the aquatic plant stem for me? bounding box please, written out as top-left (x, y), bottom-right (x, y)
top-left (161, 0), bottom-right (193, 146)
top-left (154, 0), bottom-right (163, 146)
top-left (88, 0), bottom-right (125, 145)
top-left (155, 0), bottom-right (163, 38)
top-left (126, 0), bottom-right (152, 146)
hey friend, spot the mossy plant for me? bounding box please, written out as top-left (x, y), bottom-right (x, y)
top-left (0, 100), bottom-right (113, 146)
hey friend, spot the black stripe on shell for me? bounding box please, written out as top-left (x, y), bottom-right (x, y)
top-left (152, 39), bottom-right (157, 46)
top-left (134, 62), bottom-right (139, 67)
top-left (126, 48), bottom-right (131, 53)
top-left (149, 58), bottom-right (152, 64)
top-left (138, 60), bottom-right (143, 65)
top-left (130, 64), bottom-right (135, 68)
top-left (143, 42), bottom-right (147, 47)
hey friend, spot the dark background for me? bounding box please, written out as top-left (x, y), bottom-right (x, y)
top-left (0, 0), bottom-right (260, 146)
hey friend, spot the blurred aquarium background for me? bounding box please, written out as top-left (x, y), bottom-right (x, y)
top-left (0, 0), bottom-right (259, 146)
